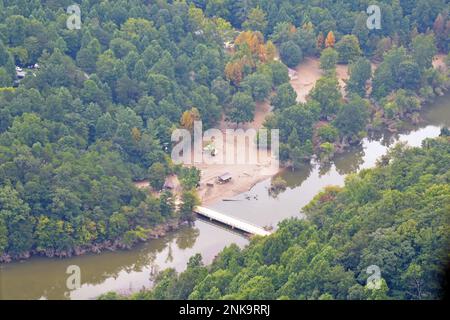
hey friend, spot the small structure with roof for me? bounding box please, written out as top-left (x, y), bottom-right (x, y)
top-left (217, 172), bottom-right (232, 184)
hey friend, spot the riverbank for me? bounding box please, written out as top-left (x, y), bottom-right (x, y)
top-left (195, 55), bottom-right (354, 205)
top-left (2, 92), bottom-right (448, 299)
top-left (0, 218), bottom-right (184, 264)
top-left (197, 101), bottom-right (278, 205)
top-left (2, 55), bottom-right (445, 265)
top-left (1, 55), bottom-right (448, 298)
top-left (196, 54), bottom-right (448, 206)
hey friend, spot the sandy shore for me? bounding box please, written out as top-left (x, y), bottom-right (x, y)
top-left (197, 100), bottom-right (278, 205)
top-left (197, 58), bottom-right (356, 205)
top-left (135, 100), bottom-right (278, 205)
top-left (290, 57), bottom-right (349, 102)
top-left (136, 58), bottom-right (352, 205)
top-left (195, 58), bottom-right (352, 205)
top-left (197, 53), bottom-right (447, 205)
top-left (138, 55), bottom-right (447, 206)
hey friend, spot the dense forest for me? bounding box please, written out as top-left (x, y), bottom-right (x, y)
top-left (0, 0), bottom-right (449, 265)
top-left (103, 135), bottom-right (450, 300)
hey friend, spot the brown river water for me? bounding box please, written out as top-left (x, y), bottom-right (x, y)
top-left (1, 94), bottom-right (449, 300)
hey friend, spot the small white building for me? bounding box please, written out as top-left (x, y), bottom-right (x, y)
top-left (15, 66), bottom-right (26, 79)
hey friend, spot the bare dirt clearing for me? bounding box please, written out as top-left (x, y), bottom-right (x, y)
top-left (290, 57), bottom-right (350, 102)
top-left (195, 57), bottom-right (353, 205)
top-left (137, 58), bottom-right (354, 205)
top-left (137, 55), bottom-right (447, 206)
top-left (197, 100), bottom-right (277, 205)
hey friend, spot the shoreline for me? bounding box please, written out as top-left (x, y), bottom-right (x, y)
top-left (0, 219), bottom-right (185, 264)
top-left (198, 54), bottom-right (448, 207)
top-left (2, 55), bottom-right (447, 265)
top-left (195, 57), bottom-right (350, 207)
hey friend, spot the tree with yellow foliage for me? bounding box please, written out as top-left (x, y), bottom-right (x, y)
top-left (180, 107), bottom-right (201, 131)
top-left (302, 22), bottom-right (314, 31)
top-left (325, 31), bottom-right (335, 48)
top-left (265, 41), bottom-right (277, 61)
top-left (225, 60), bottom-right (244, 85)
top-left (235, 30), bottom-right (265, 56)
top-left (131, 127), bottom-right (141, 142)
top-left (233, 30), bottom-right (276, 66)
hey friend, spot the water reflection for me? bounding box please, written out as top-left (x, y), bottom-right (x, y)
top-left (334, 144), bottom-right (365, 175)
top-left (212, 94), bottom-right (449, 232)
top-left (1, 225), bottom-right (197, 299)
top-left (0, 222), bottom-right (247, 300)
top-left (1, 94), bottom-right (449, 300)
top-left (278, 162), bottom-right (313, 189)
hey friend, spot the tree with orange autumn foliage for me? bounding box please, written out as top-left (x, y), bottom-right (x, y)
top-left (235, 30), bottom-right (264, 55)
top-left (225, 59), bottom-right (245, 85)
top-left (325, 31), bottom-right (335, 48)
top-left (226, 31), bottom-right (277, 84)
top-left (289, 24), bottom-right (297, 34)
top-left (234, 30), bottom-right (277, 63)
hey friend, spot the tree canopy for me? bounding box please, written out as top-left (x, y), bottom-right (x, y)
top-left (118, 136), bottom-right (450, 300)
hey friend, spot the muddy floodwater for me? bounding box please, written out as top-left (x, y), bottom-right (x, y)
top-left (1, 94), bottom-right (449, 300)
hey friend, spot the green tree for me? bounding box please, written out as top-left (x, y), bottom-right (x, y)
top-left (96, 113), bottom-right (116, 140)
top-left (242, 7), bottom-right (268, 34)
top-left (0, 185), bottom-right (34, 256)
top-left (268, 61), bottom-right (290, 86)
top-left (398, 60), bottom-right (421, 90)
top-left (179, 189), bottom-right (200, 223)
top-left (335, 35), bottom-right (362, 64)
top-left (317, 124), bottom-right (338, 143)
top-left (279, 41), bottom-right (303, 68)
top-left (372, 47), bottom-right (410, 99)
top-left (179, 167), bottom-right (201, 190)
top-left (148, 162), bottom-right (167, 191)
top-left (334, 95), bottom-right (369, 141)
top-left (241, 72), bottom-right (272, 102)
top-left (270, 83), bottom-right (297, 110)
top-left (0, 67), bottom-right (12, 87)
top-left (76, 39), bottom-right (101, 74)
top-left (401, 263), bottom-right (425, 299)
top-left (211, 77), bottom-right (232, 104)
top-left (319, 48), bottom-right (338, 73)
top-left (347, 58), bottom-right (371, 97)
top-left (159, 191), bottom-right (175, 218)
top-left (309, 75), bottom-right (342, 119)
top-left (108, 211), bottom-right (129, 240)
top-left (0, 217), bottom-right (8, 256)
top-left (226, 92), bottom-right (256, 125)
top-left (237, 276), bottom-right (275, 299)
top-left (412, 34), bottom-right (437, 71)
